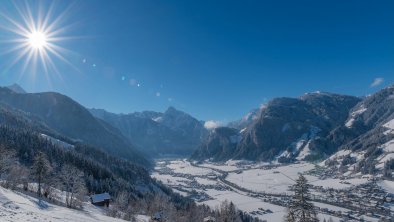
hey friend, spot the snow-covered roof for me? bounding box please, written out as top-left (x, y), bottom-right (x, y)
top-left (90, 193), bottom-right (111, 203)
top-left (204, 216), bottom-right (216, 222)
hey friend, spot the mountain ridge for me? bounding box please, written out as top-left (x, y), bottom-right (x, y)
top-left (192, 91), bottom-right (364, 162)
top-left (89, 106), bottom-right (208, 157)
top-left (0, 86), bottom-right (150, 166)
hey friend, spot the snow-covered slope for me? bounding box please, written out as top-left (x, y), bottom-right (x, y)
top-left (0, 186), bottom-right (125, 222)
top-left (89, 106), bottom-right (208, 157)
top-left (345, 105), bottom-right (367, 128)
top-left (383, 119), bottom-right (394, 135)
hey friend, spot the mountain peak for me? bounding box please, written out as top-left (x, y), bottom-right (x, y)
top-left (6, 83), bottom-right (26, 94)
top-left (166, 106), bottom-right (178, 112)
top-left (165, 106), bottom-right (188, 116)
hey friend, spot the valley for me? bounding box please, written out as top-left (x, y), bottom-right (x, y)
top-left (153, 159), bottom-right (394, 222)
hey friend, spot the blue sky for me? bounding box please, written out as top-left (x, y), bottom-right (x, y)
top-left (0, 0), bottom-right (393, 122)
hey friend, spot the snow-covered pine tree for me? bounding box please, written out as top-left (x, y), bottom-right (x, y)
top-left (32, 151), bottom-right (51, 197)
top-left (220, 200), bottom-right (242, 222)
top-left (285, 174), bottom-right (318, 222)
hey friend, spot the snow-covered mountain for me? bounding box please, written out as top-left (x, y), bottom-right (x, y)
top-left (322, 84), bottom-right (394, 175)
top-left (0, 86), bottom-right (149, 166)
top-left (227, 107), bottom-right (261, 130)
top-left (90, 106), bottom-right (208, 157)
top-left (192, 84), bottom-right (394, 176)
top-left (5, 83), bottom-right (26, 94)
top-left (192, 92), bottom-right (362, 162)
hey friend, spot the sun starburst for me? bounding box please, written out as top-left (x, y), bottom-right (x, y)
top-left (28, 31), bottom-right (48, 49)
top-left (0, 1), bottom-right (78, 82)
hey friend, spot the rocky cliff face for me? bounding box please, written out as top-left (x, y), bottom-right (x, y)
top-left (191, 127), bottom-right (240, 161)
top-left (192, 92), bottom-right (362, 162)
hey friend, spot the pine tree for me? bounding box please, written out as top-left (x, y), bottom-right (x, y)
top-left (285, 174), bottom-right (318, 222)
top-left (32, 151), bottom-right (51, 197)
top-left (220, 200), bottom-right (241, 222)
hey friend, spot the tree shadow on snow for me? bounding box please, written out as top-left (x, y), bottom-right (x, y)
top-left (35, 199), bottom-right (50, 209)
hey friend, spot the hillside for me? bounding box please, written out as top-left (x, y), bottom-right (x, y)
top-left (192, 92), bottom-right (361, 162)
top-left (322, 85), bottom-right (394, 175)
top-left (0, 87), bottom-right (149, 166)
top-left (0, 186), bottom-right (131, 222)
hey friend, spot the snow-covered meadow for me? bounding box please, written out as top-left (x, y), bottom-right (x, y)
top-left (226, 163), bottom-right (316, 194)
top-left (0, 186), bottom-right (128, 222)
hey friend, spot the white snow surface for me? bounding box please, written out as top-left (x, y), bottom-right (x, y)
top-left (167, 159), bottom-right (217, 176)
top-left (382, 139), bottom-right (394, 153)
top-left (40, 134), bottom-right (74, 149)
top-left (312, 202), bottom-right (349, 213)
top-left (376, 139), bottom-right (394, 169)
top-left (195, 177), bottom-right (218, 186)
top-left (379, 180), bottom-right (394, 194)
top-left (321, 149), bottom-right (353, 166)
top-left (310, 178), bottom-right (368, 190)
top-left (151, 172), bottom-right (191, 186)
top-left (152, 116), bottom-right (162, 122)
top-left (383, 119), bottom-right (394, 130)
top-left (200, 163), bottom-right (239, 172)
top-left (201, 189), bottom-right (286, 221)
top-left (296, 141), bottom-right (312, 161)
top-left (201, 189), bottom-right (340, 222)
top-left (378, 153), bottom-right (394, 164)
top-left (345, 118), bottom-right (356, 128)
top-left (135, 215), bottom-right (151, 222)
top-left (383, 119), bottom-right (394, 135)
top-left (345, 106), bottom-right (367, 128)
top-left (226, 163), bottom-right (317, 194)
top-left (0, 186), bottom-right (125, 222)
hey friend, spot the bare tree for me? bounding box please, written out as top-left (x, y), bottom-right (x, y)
top-left (115, 191), bottom-right (130, 211)
top-left (32, 151), bottom-right (51, 197)
top-left (59, 164), bottom-right (86, 208)
top-left (5, 164), bottom-right (29, 190)
top-left (107, 191), bottom-right (130, 218)
top-left (0, 144), bottom-right (16, 179)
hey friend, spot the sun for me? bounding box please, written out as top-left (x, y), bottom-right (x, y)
top-left (28, 31), bottom-right (48, 49)
top-left (0, 1), bottom-right (78, 78)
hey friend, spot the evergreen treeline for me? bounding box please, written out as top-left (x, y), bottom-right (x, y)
top-left (0, 124), bottom-right (149, 195)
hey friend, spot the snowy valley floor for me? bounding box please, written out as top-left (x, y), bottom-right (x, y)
top-left (152, 159), bottom-right (394, 222)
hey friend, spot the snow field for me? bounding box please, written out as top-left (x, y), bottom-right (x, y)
top-left (0, 186), bottom-right (125, 222)
top-left (226, 163), bottom-right (316, 194)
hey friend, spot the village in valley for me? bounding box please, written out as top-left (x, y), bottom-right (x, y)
top-left (152, 159), bottom-right (394, 222)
